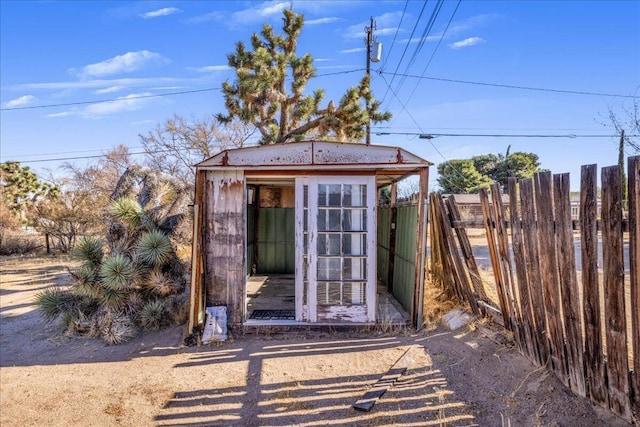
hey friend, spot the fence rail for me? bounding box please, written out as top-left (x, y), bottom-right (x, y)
top-left (428, 156), bottom-right (639, 423)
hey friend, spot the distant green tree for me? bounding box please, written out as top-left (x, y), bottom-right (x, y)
top-left (0, 161), bottom-right (58, 222)
top-left (438, 148), bottom-right (542, 193)
top-left (437, 159), bottom-right (493, 194)
top-left (217, 9), bottom-right (391, 144)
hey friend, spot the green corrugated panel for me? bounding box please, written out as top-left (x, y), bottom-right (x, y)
top-left (256, 208), bottom-right (295, 274)
top-left (377, 207), bottom-right (391, 286)
top-left (247, 205), bottom-right (255, 274)
top-left (392, 205), bottom-right (417, 311)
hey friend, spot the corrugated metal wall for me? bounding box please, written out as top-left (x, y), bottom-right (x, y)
top-left (377, 208), bottom-right (391, 287)
top-left (247, 205), bottom-right (255, 275)
top-left (377, 205), bottom-right (417, 312)
top-left (253, 208), bottom-right (295, 274)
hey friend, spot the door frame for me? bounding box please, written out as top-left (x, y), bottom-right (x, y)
top-left (295, 176), bottom-right (377, 323)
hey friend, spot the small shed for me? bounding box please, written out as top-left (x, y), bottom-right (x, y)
top-left (188, 141), bottom-right (432, 332)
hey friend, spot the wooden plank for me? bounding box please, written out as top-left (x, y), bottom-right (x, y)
top-left (479, 188), bottom-right (511, 328)
top-left (204, 170), bottom-right (246, 327)
top-left (412, 167), bottom-right (429, 327)
top-left (628, 156), bottom-right (640, 417)
top-left (507, 178), bottom-right (538, 363)
top-left (580, 164), bottom-right (608, 406)
top-left (353, 345), bottom-right (419, 412)
top-left (446, 196), bottom-right (488, 306)
top-left (534, 171), bottom-right (568, 386)
top-left (601, 165), bottom-right (632, 421)
top-left (553, 173), bottom-right (586, 397)
top-left (438, 195), bottom-right (478, 313)
top-left (490, 183), bottom-right (522, 349)
top-left (520, 178), bottom-right (550, 366)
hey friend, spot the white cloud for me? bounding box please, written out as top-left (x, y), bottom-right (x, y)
top-left (340, 47), bottom-right (365, 54)
top-left (230, 1), bottom-right (289, 25)
top-left (84, 92), bottom-right (154, 116)
top-left (141, 7), bottom-right (182, 19)
top-left (316, 64), bottom-right (354, 70)
top-left (306, 17), bottom-right (340, 25)
top-left (17, 77), bottom-right (181, 91)
top-left (188, 65), bottom-right (230, 73)
top-left (76, 51), bottom-right (169, 78)
top-left (446, 14), bottom-right (501, 37)
top-left (401, 35), bottom-right (441, 44)
top-left (184, 11), bottom-right (225, 24)
top-left (45, 111), bottom-right (74, 118)
top-left (94, 86), bottom-right (125, 94)
top-left (4, 95), bottom-right (37, 108)
top-left (449, 37), bottom-right (485, 49)
top-left (344, 12), bottom-right (403, 39)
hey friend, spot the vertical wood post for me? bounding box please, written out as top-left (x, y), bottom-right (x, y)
top-left (534, 171), bottom-right (567, 384)
top-left (412, 167), bottom-right (429, 327)
top-left (490, 183), bottom-right (522, 349)
top-left (601, 165), bottom-right (631, 420)
top-left (508, 178), bottom-right (538, 363)
top-left (580, 164), bottom-right (608, 406)
top-left (628, 156), bottom-right (640, 416)
top-left (446, 196), bottom-right (488, 304)
top-left (479, 188), bottom-right (511, 328)
top-left (520, 178), bottom-right (549, 365)
top-left (553, 173), bottom-right (586, 397)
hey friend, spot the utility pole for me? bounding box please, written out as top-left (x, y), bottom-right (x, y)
top-left (365, 17), bottom-right (375, 145)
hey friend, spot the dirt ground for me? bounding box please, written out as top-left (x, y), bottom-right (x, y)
top-left (0, 255), bottom-right (631, 426)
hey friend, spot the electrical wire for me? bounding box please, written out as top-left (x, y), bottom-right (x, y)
top-left (379, 0), bottom-right (409, 73)
top-left (0, 70), bottom-right (364, 111)
top-left (379, 72), bottom-right (637, 99)
top-left (380, 0), bottom-right (430, 105)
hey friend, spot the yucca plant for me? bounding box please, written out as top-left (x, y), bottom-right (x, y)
top-left (146, 269), bottom-right (176, 297)
top-left (139, 299), bottom-right (168, 331)
top-left (35, 288), bottom-right (80, 322)
top-left (36, 172), bottom-right (189, 345)
top-left (73, 237), bottom-right (104, 268)
top-left (109, 197), bottom-right (145, 229)
top-left (100, 254), bottom-right (134, 290)
top-left (98, 310), bottom-right (136, 345)
top-left (136, 230), bottom-right (173, 267)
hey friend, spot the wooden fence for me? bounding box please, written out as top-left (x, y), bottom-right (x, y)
top-left (428, 157), bottom-right (639, 423)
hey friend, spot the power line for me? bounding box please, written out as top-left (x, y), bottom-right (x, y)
top-left (379, 0), bottom-right (409, 72)
top-left (378, 71), bottom-right (637, 99)
top-left (375, 131), bottom-right (640, 138)
top-left (0, 70), bottom-right (363, 112)
top-left (4, 150), bottom-right (167, 164)
top-left (0, 88), bottom-right (218, 111)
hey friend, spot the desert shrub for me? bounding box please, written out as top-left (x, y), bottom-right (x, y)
top-left (35, 193), bottom-right (189, 345)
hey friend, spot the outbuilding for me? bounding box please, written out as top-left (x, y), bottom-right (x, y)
top-left (188, 141), bottom-right (432, 332)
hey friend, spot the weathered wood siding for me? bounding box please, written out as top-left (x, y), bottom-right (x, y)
top-left (203, 170), bottom-right (246, 327)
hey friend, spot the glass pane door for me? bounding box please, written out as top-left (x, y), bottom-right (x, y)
top-left (304, 176), bottom-right (376, 323)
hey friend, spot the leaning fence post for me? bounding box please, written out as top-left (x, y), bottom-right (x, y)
top-left (601, 165), bottom-right (631, 421)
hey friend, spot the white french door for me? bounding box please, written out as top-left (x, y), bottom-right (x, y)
top-left (295, 176), bottom-right (376, 323)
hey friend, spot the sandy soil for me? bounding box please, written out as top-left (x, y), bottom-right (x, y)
top-left (0, 255), bottom-right (629, 427)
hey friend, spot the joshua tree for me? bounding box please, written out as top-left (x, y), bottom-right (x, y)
top-left (35, 167), bottom-right (189, 344)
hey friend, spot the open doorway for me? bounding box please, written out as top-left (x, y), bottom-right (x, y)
top-left (246, 182), bottom-right (297, 322)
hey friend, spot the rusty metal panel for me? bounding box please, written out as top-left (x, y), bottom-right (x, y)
top-left (196, 141), bottom-right (432, 169)
top-left (313, 142), bottom-right (398, 164)
top-left (227, 144), bottom-right (312, 166)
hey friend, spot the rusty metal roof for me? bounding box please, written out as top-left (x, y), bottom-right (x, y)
top-left (195, 141), bottom-right (432, 170)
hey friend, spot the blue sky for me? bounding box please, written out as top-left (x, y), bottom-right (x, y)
top-left (1, 0), bottom-right (639, 191)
